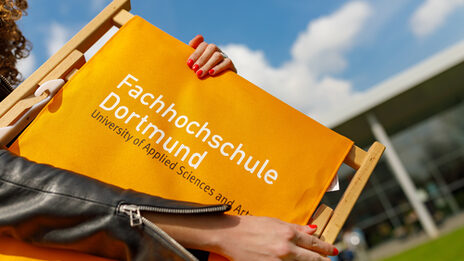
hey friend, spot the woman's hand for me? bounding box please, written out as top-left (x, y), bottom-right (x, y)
top-left (214, 215), bottom-right (337, 261)
top-left (187, 34), bottom-right (236, 79)
top-left (147, 213), bottom-right (338, 261)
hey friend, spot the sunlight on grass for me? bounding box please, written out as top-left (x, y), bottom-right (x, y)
top-left (380, 226), bottom-right (464, 261)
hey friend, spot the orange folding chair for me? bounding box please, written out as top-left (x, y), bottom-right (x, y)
top-left (0, 1), bottom-right (384, 260)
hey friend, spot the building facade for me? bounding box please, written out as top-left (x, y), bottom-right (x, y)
top-left (321, 40), bottom-right (464, 248)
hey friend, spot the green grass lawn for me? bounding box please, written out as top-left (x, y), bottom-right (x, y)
top-left (380, 226), bottom-right (464, 261)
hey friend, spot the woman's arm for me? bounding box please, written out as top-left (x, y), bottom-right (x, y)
top-left (146, 212), bottom-right (337, 261)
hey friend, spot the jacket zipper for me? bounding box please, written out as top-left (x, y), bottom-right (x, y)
top-left (0, 75), bottom-right (14, 102)
top-left (0, 75), bottom-right (14, 90)
top-left (124, 204), bottom-right (230, 215)
top-left (118, 203), bottom-right (229, 260)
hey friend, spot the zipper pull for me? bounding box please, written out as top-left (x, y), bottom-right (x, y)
top-left (119, 204), bottom-right (143, 227)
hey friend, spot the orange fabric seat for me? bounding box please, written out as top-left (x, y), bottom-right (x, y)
top-left (0, 237), bottom-right (114, 261)
top-left (10, 15), bottom-right (352, 226)
top-left (5, 15), bottom-right (352, 260)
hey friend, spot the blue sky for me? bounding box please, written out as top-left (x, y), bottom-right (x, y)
top-left (17, 0), bottom-right (464, 122)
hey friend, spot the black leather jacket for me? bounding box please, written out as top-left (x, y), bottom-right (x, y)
top-left (0, 149), bottom-right (230, 260)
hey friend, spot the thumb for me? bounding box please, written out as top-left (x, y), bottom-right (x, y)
top-left (307, 224), bottom-right (318, 235)
top-left (294, 223), bottom-right (318, 235)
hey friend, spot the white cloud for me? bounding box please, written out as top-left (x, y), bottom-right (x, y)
top-left (221, 1), bottom-right (371, 123)
top-left (90, 0), bottom-right (108, 13)
top-left (16, 53), bottom-right (36, 80)
top-left (410, 0), bottom-right (464, 37)
top-left (46, 22), bottom-right (72, 58)
top-left (291, 1), bottom-right (371, 75)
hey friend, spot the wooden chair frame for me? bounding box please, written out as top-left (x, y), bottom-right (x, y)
top-left (0, 0), bottom-right (385, 245)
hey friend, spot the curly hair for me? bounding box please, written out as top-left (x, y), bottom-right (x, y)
top-left (0, 0), bottom-right (30, 86)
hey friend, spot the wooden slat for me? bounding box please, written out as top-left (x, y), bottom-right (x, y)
top-left (113, 9), bottom-right (134, 27)
top-left (0, 93), bottom-right (48, 127)
top-left (343, 145), bottom-right (367, 170)
top-left (39, 50), bottom-right (86, 85)
top-left (0, 50), bottom-right (84, 129)
top-left (308, 204), bottom-right (333, 239)
top-left (0, 0), bottom-right (131, 118)
top-left (321, 142), bottom-right (385, 244)
top-left (0, 51), bottom-right (85, 146)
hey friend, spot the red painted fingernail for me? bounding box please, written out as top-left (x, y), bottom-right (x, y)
top-left (309, 224), bottom-right (317, 229)
top-left (192, 64), bottom-right (199, 72)
top-left (333, 247), bottom-right (339, 256)
top-left (196, 70), bottom-right (203, 78)
top-left (187, 59), bottom-right (194, 68)
top-left (209, 69), bottom-right (215, 75)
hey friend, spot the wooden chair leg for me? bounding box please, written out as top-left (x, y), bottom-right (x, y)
top-left (321, 142), bottom-right (385, 244)
top-left (308, 204), bottom-right (333, 239)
